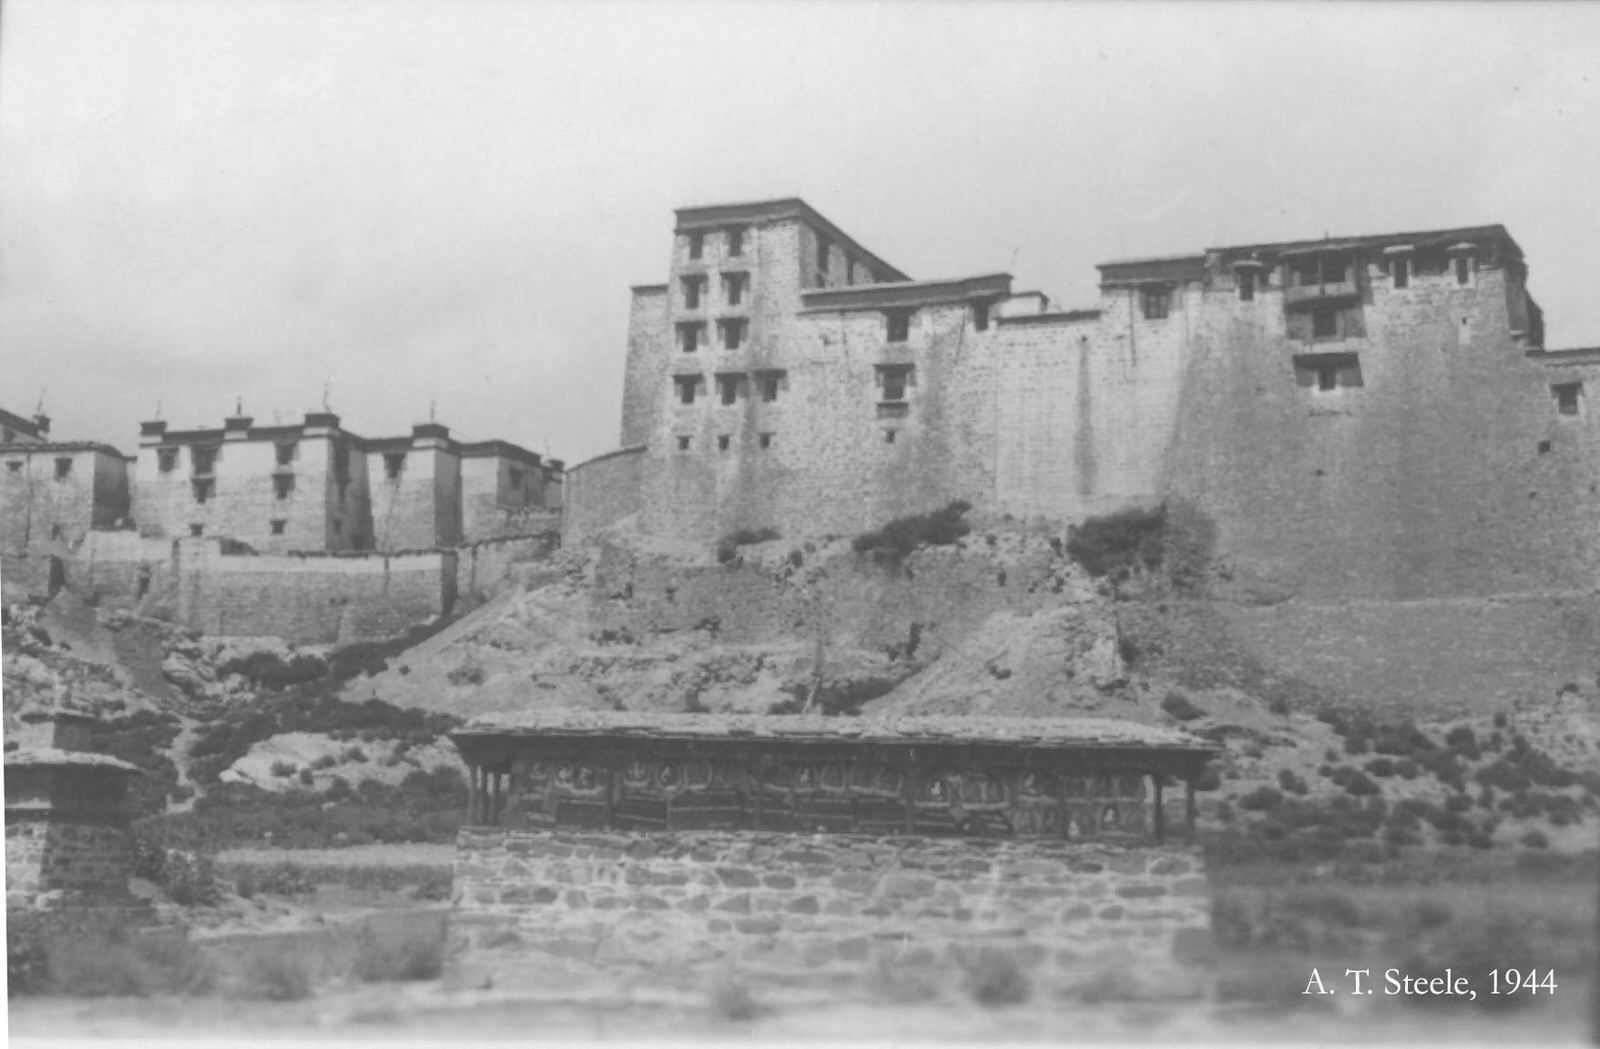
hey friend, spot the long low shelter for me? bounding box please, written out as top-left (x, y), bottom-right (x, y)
top-left (449, 712), bottom-right (1218, 843)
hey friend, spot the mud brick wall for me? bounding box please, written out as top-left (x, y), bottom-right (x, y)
top-left (452, 829), bottom-right (1208, 998)
top-left (5, 820), bottom-right (133, 910)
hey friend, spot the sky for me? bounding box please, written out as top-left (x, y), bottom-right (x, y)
top-left (3, 1), bottom-right (1599, 464)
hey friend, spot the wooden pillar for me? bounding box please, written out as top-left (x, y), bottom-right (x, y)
top-left (467, 764), bottom-right (481, 825)
top-left (1184, 776), bottom-right (1197, 838)
top-left (1152, 776), bottom-right (1165, 844)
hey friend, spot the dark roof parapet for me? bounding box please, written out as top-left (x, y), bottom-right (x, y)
top-left (800, 273), bottom-right (1012, 314)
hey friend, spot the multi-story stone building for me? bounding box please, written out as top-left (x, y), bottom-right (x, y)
top-left (576, 199), bottom-right (1600, 600)
top-left (0, 410), bottom-right (132, 551)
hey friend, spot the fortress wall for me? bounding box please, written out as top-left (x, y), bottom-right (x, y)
top-left (455, 533), bottom-right (559, 606)
top-left (621, 287), bottom-right (671, 447)
top-left (1167, 265), bottom-right (1600, 599)
top-left (452, 828), bottom-right (1207, 998)
top-left (562, 446), bottom-right (646, 542)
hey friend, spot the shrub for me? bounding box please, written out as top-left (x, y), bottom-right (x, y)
top-left (298, 768), bottom-right (313, 786)
top-left (1238, 786), bottom-right (1284, 812)
top-left (714, 540), bottom-right (738, 565)
top-left (1064, 504), bottom-right (1165, 582)
top-left (851, 501), bottom-right (973, 562)
top-left (217, 651), bottom-right (328, 691)
top-left (270, 760), bottom-right (297, 778)
top-left (1267, 695), bottom-right (1292, 717)
top-left (959, 947), bottom-right (1031, 1006)
top-left (1365, 758), bottom-right (1396, 778)
top-left (1519, 829), bottom-right (1549, 849)
top-left (1161, 691), bottom-right (1206, 721)
top-left (310, 755), bottom-right (337, 771)
top-left (724, 527), bottom-right (780, 546)
top-left (1444, 726), bottom-right (1481, 761)
top-left (1277, 769), bottom-right (1309, 796)
top-left (1328, 767), bottom-right (1380, 797)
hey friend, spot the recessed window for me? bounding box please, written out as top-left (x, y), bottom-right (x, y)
top-left (676, 436), bottom-right (691, 451)
top-left (884, 430), bottom-right (897, 444)
top-left (716, 374), bottom-right (742, 405)
top-left (509, 467), bottom-right (523, 490)
top-left (1317, 366), bottom-right (1339, 391)
top-left (717, 318), bottom-right (748, 350)
top-left (674, 375), bottom-right (702, 405)
top-left (1537, 441), bottom-right (1553, 454)
top-left (384, 452), bottom-right (406, 480)
top-left (275, 441), bottom-right (296, 466)
top-left (681, 275), bottom-right (705, 309)
top-left (973, 301), bottom-right (991, 331)
top-left (722, 272), bottom-right (748, 306)
top-left (756, 369), bottom-right (786, 403)
top-left (1553, 382), bottom-right (1583, 416)
top-left (1455, 256), bottom-right (1472, 285)
top-left (158, 448), bottom-right (179, 472)
top-left (886, 309), bottom-right (912, 343)
top-left (1392, 259), bottom-right (1409, 289)
top-left (270, 519), bottom-right (287, 535)
top-left (877, 364), bottom-right (914, 403)
top-left (5, 460), bottom-right (20, 473)
top-left (759, 433), bottom-right (773, 449)
top-left (846, 257), bottom-right (857, 285)
top-left (1294, 352), bottom-right (1362, 392)
top-left (688, 232), bottom-right (704, 260)
top-left (1140, 286), bottom-right (1170, 320)
top-left (189, 524), bottom-right (204, 537)
top-left (192, 446), bottom-right (219, 475)
top-left (1312, 307), bottom-right (1339, 339)
top-left (50, 524), bottom-right (63, 540)
top-left (717, 435), bottom-right (730, 452)
top-left (1237, 270), bottom-right (1256, 302)
top-left (192, 478), bottom-right (215, 504)
top-left (54, 457), bottom-right (72, 479)
top-left (816, 235), bottom-right (831, 275)
top-left (273, 474), bottom-right (294, 500)
top-left (677, 321), bottom-right (705, 353)
top-left (726, 227), bottom-right (745, 257)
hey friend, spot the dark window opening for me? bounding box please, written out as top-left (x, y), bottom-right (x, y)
top-left (157, 448), bottom-right (179, 472)
top-left (54, 457), bottom-right (72, 479)
top-left (270, 519), bottom-right (287, 535)
top-left (674, 375), bottom-right (701, 405)
top-left (332, 442), bottom-right (351, 483)
top-left (886, 309), bottom-right (912, 342)
top-left (50, 524), bottom-right (63, 540)
top-left (5, 461), bottom-right (20, 473)
top-left (717, 318), bottom-right (747, 350)
top-left (816, 235), bottom-right (831, 274)
top-left (1312, 307), bottom-right (1339, 339)
top-left (884, 430), bottom-right (897, 444)
top-left (273, 474), bottom-right (294, 500)
top-left (1238, 271), bottom-right (1255, 302)
top-left (1554, 382), bottom-right (1583, 416)
top-left (192, 446), bottom-right (219, 475)
top-left (759, 432), bottom-right (773, 449)
top-left (275, 441), bottom-right (296, 466)
top-left (677, 321), bottom-right (705, 353)
top-left (726, 227), bottom-right (745, 257)
top-left (846, 257), bottom-right (856, 285)
top-left (973, 301), bottom-right (991, 331)
top-left (1140, 286), bottom-right (1170, 320)
top-left (878, 364), bottom-right (914, 403)
top-left (717, 435), bottom-right (730, 452)
top-left (192, 478), bottom-right (215, 504)
top-left (1295, 352), bottom-right (1362, 391)
top-left (1392, 258), bottom-right (1409, 289)
top-left (681, 276), bottom-right (704, 309)
top-left (716, 374), bottom-right (742, 405)
top-left (756, 370), bottom-right (785, 402)
top-left (688, 232), bottom-right (704, 260)
top-left (1455, 256), bottom-right (1471, 285)
top-left (1317, 366), bottom-right (1339, 391)
top-left (1538, 440), bottom-right (1553, 454)
top-left (509, 467), bottom-right (523, 490)
top-left (722, 272), bottom-right (747, 306)
top-left (189, 524), bottom-right (204, 537)
top-left (384, 452), bottom-right (406, 480)
top-left (676, 436), bottom-right (691, 451)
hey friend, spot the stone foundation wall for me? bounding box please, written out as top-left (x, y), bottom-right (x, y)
top-left (452, 828), bottom-right (1208, 998)
top-left (5, 819), bottom-right (132, 911)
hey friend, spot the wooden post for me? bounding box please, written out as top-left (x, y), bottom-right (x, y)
top-left (1152, 776), bottom-right (1165, 844)
top-left (467, 764), bottom-right (481, 825)
top-left (1184, 776), bottom-right (1197, 838)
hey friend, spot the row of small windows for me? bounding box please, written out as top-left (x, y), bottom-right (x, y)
top-left (674, 370), bottom-right (788, 406)
top-left (1230, 252), bottom-right (1475, 302)
top-left (3, 457), bottom-right (76, 478)
top-left (677, 433), bottom-right (777, 452)
top-left (677, 318), bottom-right (749, 352)
top-left (681, 273), bottom-right (747, 310)
top-left (686, 227), bottom-right (745, 261)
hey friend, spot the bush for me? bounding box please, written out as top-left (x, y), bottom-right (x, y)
top-left (1328, 767), bottom-right (1380, 797)
top-left (216, 651), bottom-right (328, 692)
top-left (1519, 829), bottom-right (1549, 849)
top-left (851, 501), bottom-right (972, 562)
top-left (1238, 786), bottom-right (1284, 812)
top-left (1277, 769), bottom-right (1309, 796)
top-left (1366, 757), bottom-right (1396, 778)
top-left (1444, 726), bottom-right (1481, 761)
top-left (723, 527), bottom-right (780, 547)
top-left (269, 760), bottom-right (297, 778)
top-left (1161, 691), bottom-right (1206, 721)
top-left (1064, 504), bottom-right (1166, 582)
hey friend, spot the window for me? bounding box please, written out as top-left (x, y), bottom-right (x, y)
top-left (1294, 352), bottom-right (1362, 391)
top-left (1291, 257), bottom-right (1321, 287)
top-left (677, 321), bottom-right (705, 353)
top-left (1392, 258), bottom-right (1409, 289)
top-left (676, 435), bottom-right (692, 451)
top-left (192, 446), bottom-right (218, 475)
top-left (1553, 382), bottom-right (1583, 416)
top-left (158, 448), bottom-right (178, 472)
top-left (756, 369), bottom-right (785, 402)
top-left (717, 434), bottom-right (730, 452)
top-left (886, 309), bottom-right (912, 342)
top-left (973, 301), bottom-right (991, 331)
top-left (816, 235), bottom-right (831, 275)
top-left (1538, 441), bottom-right (1553, 454)
top-left (54, 457), bottom-right (72, 479)
top-left (716, 374), bottom-right (742, 405)
top-left (674, 375), bottom-right (701, 405)
top-left (270, 519), bottom-right (287, 535)
top-left (717, 318), bottom-right (747, 350)
top-left (681, 276), bottom-right (705, 309)
top-left (275, 441), bottom-right (296, 466)
top-left (273, 474), bottom-right (294, 499)
top-left (1140, 286), bottom-right (1170, 320)
top-left (384, 452), bottom-right (406, 480)
top-left (759, 433), bottom-right (773, 449)
top-left (5, 460), bottom-right (20, 473)
top-left (1312, 307), bottom-right (1338, 339)
top-left (688, 232), bottom-right (704, 260)
top-left (509, 467), bottom-right (523, 490)
top-left (884, 430), bottom-right (897, 444)
top-left (726, 227), bottom-right (745, 257)
top-left (877, 364), bottom-right (914, 402)
top-left (192, 478), bottom-right (215, 503)
top-left (1317, 365), bottom-right (1339, 391)
top-left (846, 257), bottom-right (857, 285)
top-left (50, 524), bottom-right (63, 540)
top-left (722, 272), bottom-right (747, 306)
top-left (189, 524), bottom-right (204, 537)
top-left (1455, 256), bottom-right (1472, 285)
top-left (1237, 270), bottom-right (1256, 302)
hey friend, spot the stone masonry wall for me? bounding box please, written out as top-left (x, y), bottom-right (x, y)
top-left (562, 446), bottom-right (645, 543)
top-left (5, 820), bottom-right (132, 910)
top-left (452, 828), bottom-right (1207, 998)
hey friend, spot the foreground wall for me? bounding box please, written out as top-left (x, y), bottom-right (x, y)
top-left (561, 445), bottom-right (645, 543)
top-left (452, 828), bottom-right (1207, 998)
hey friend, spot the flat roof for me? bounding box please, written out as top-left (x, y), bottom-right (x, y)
top-left (0, 441), bottom-right (126, 458)
top-left (1209, 224), bottom-right (1521, 264)
top-left (674, 197), bottom-right (910, 283)
top-left (799, 273), bottom-right (1012, 314)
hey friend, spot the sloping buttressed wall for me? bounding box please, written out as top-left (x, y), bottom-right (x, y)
top-left (454, 533), bottom-right (560, 608)
top-left (172, 540), bottom-right (455, 644)
top-left (452, 829), bottom-right (1208, 999)
top-left (561, 446), bottom-right (645, 543)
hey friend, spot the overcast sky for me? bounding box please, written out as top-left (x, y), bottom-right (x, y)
top-left (4, 1), bottom-right (1598, 463)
